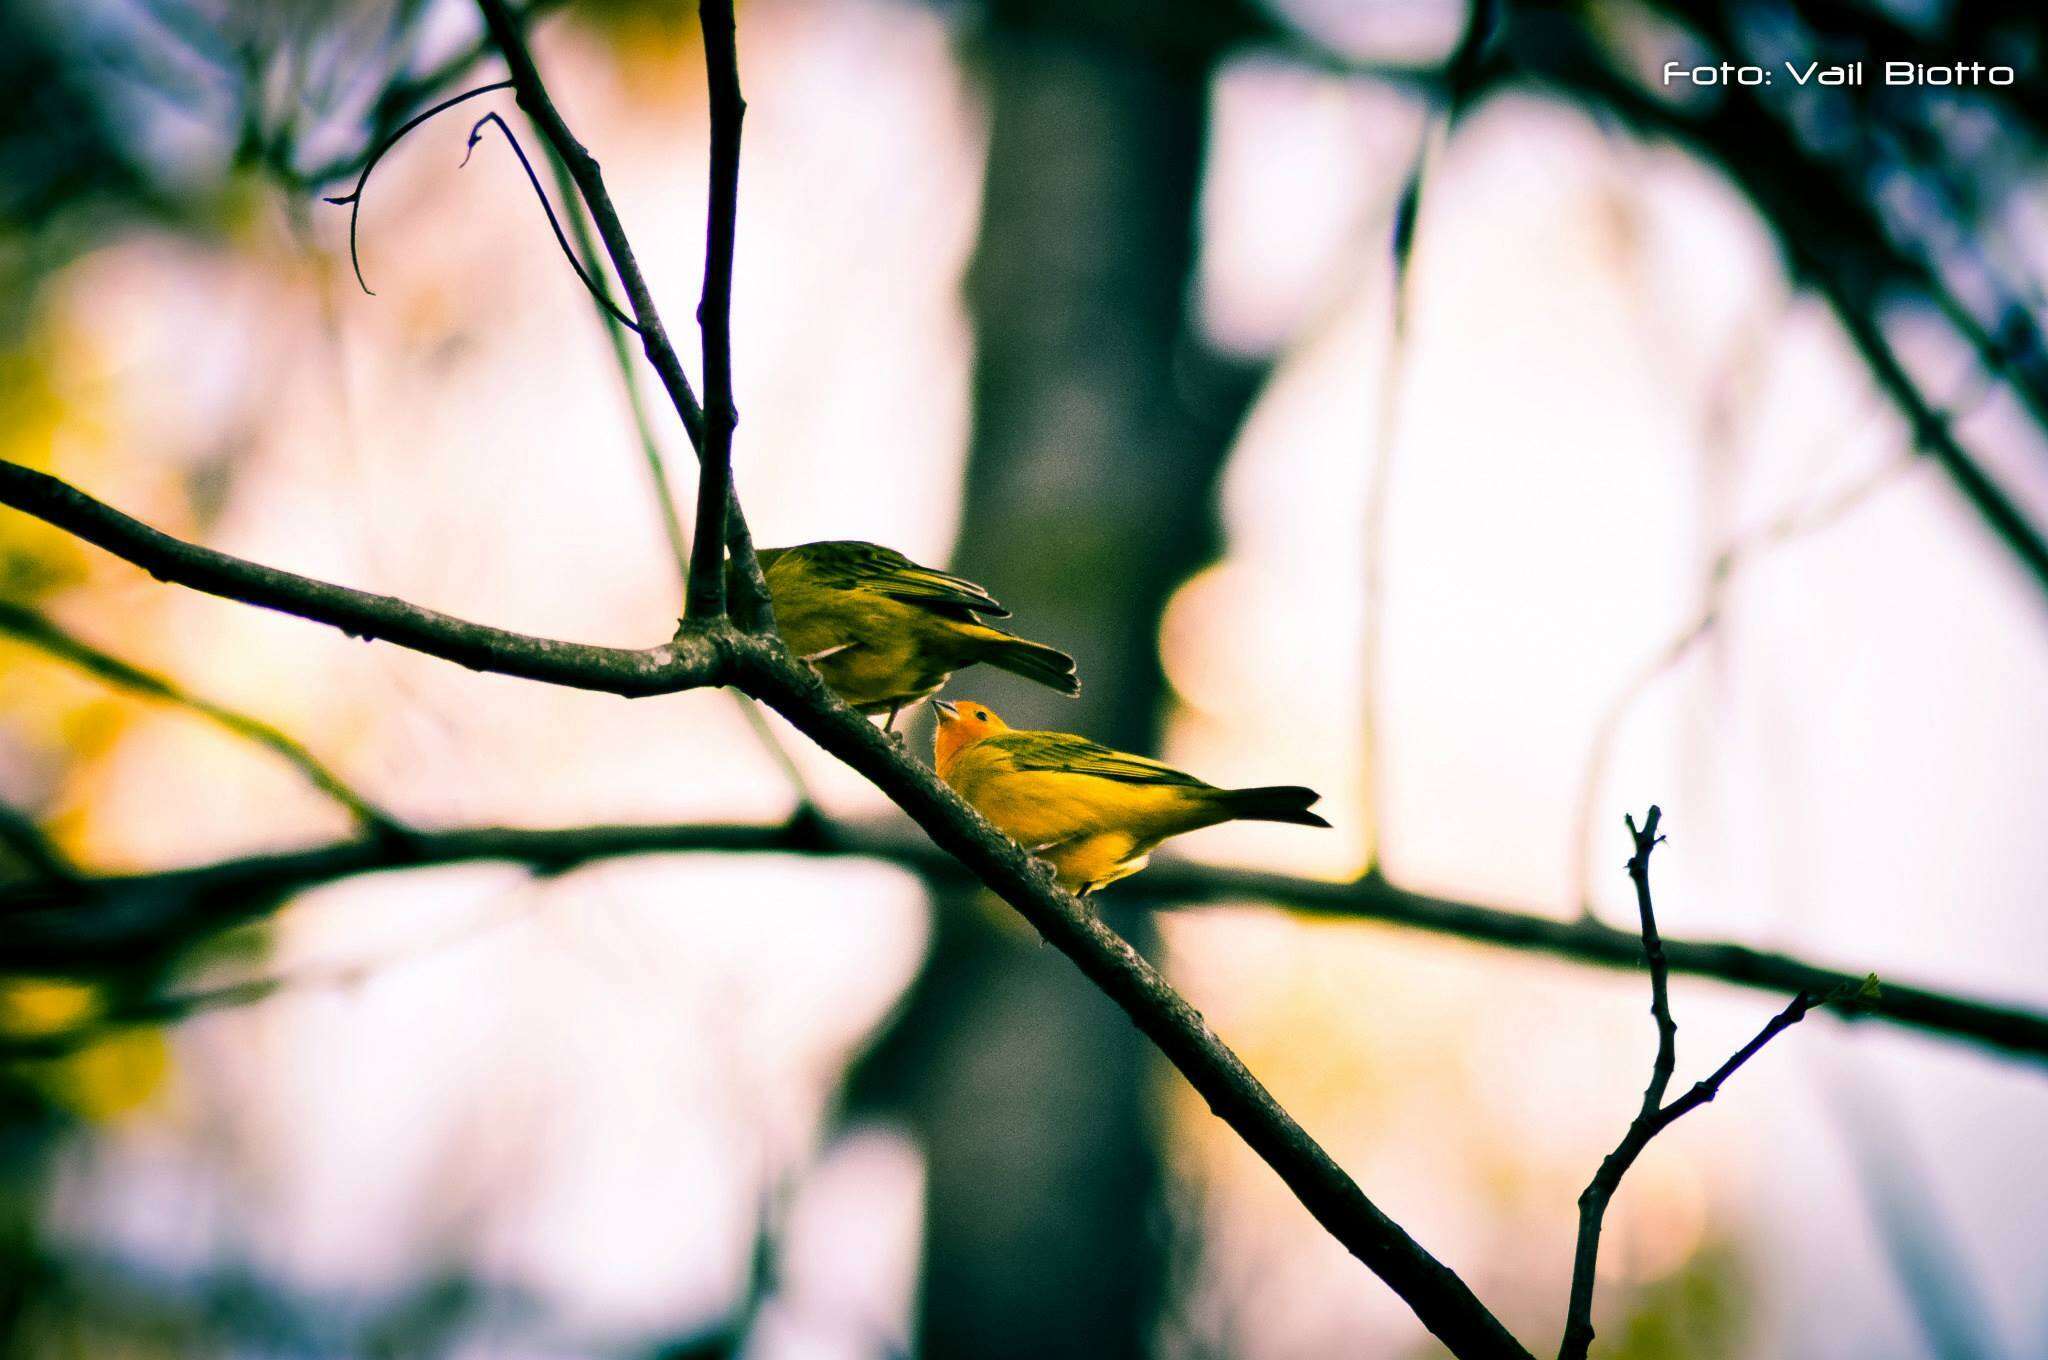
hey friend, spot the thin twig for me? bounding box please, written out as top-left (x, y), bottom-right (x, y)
top-left (322, 80), bottom-right (513, 295)
top-left (0, 599), bottom-right (394, 831)
top-left (460, 112), bottom-right (643, 332)
top-left (1558, 808), bottom-right (1850, 1360)
top-left (1626, 807), bottom-right (1677, 1116)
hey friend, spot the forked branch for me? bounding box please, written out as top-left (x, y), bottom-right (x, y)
top-left (471, 0), bottom-right (773, 629)
top-left (1558, 809), bottom-right (1864, 1359)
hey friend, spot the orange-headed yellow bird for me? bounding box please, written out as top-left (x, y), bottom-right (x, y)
top-left (933, 699), bottom-right (1329, 895)
top-left (751, 542), bottom-right (1078, 726)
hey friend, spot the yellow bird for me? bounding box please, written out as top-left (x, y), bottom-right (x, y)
top-left (933, 699), bottom-right (1329, 895)
top-left (749, 542), bottom-right (1079, 727)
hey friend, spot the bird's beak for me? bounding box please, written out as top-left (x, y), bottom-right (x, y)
top-left (931, 699), bottom-right (959, 721)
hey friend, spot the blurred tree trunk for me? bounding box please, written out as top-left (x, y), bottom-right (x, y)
top-left (843, 5), bottom-right (1267, 1356)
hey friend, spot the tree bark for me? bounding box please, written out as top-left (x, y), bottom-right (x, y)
top-left (843, 6), bottom-right (1266, 1354)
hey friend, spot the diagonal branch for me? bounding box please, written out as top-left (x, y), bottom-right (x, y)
top-left (734, 645), bottom-right (1534, 1359)
top-left (0, 461), bottom-right (730, 696)
top-left (1560, 987), bottom-right (1822, 1360)
top-left (0, 600), bottom-right (393, 830)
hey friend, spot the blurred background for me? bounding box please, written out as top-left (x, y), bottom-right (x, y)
top-left (2, 0), bottom-right (2046, 1355)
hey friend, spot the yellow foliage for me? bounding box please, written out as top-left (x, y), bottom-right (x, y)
top-left (2, 978), bottom-right (170, 1122)
top-left (0, 977), bottom-right (100, 1036)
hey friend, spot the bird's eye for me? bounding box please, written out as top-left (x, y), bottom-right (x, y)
top-left (975, 710), bottom-right (988, 721)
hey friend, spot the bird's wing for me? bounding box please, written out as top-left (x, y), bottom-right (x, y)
top-left (996, 732), bottom-right (1210, 788)
top-left (788, 541), bottom-right (1011, 618)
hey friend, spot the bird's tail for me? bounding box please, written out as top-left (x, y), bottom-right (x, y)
top-left (979, 634), bottom-right (1081, 696)
top-left (1215, 785), bottom-right (1330, 828)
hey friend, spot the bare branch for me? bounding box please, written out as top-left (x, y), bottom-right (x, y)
top-left (1558, 809), bottom-right (1843, 1360)
top-left (459, 111), bottom-right (643, 333)
top-left (0, 599), bottom-right (393, 830)
top-left (3, 808), bottom-right (2041, 1058)
top-left (539, 138), bottom-right (823, 816)
top-left (1626, 806), bottom-right (1678, 1118)
top-left (686, 0), bottom-right (745, 621)
top-left (0, 461), bottom-right (731, 696)
top-left (469, 0), bottom-right (774, 632)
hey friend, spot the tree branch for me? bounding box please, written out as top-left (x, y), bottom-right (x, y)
top-left (469, 0), bottom-right (773, 631)
top-left (733, 643), bottom-right (1534, 1359)
top-left (687, 0), bottom-right (744, 620)
top-left (0, 461), bottom-right (731, 696)
top-left (1558, 809), bottom-right (1843, 1360)
top-left (3, 810), bottom-right (2040, 1061)
top-left (1626, 807), bottom-right (1678, 1118)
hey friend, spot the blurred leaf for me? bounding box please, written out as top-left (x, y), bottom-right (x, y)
top-left (2, 979), bottom-right (169, 1124)
top-left (1602, 1239), bottom-right (1750, 1360)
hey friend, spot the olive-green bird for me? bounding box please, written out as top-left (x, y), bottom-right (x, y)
top-left (748, 541), bottom-right (1079, 726)
top-left (934, 699), bottom-right (1329, 895)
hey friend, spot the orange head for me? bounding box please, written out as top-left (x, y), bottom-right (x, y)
top-left (932, 698), bottom-right (1008, 774)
